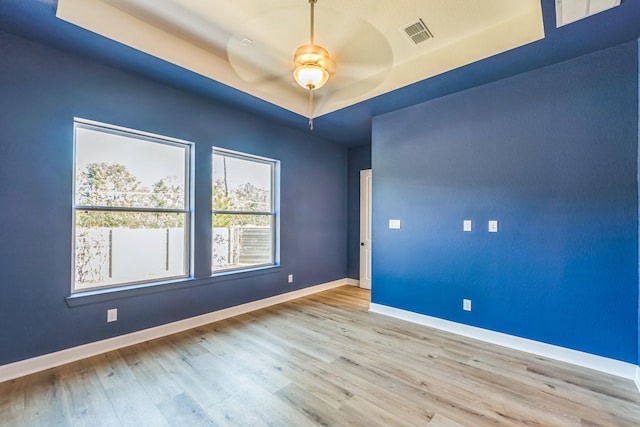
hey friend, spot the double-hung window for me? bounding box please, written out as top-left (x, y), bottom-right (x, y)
top-left (212, 148), bottom-right (278, 273)
top-left (73, 119), bottom-right (191, 292)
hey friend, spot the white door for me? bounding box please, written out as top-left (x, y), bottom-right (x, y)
top-left (359, 169), bottom-right (372, 289)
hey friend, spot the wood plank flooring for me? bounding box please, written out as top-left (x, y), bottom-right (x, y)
top-left (2, 286), bottom-right (640, 426)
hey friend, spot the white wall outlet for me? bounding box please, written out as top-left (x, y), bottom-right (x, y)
top-left (463, 220), bottom-right (472, 232)
top-left (288, 274), bottom-right (293, 283)
top-left (389, 219), bottom-right (401, 229)
top-left (488, 220), bottom-right (498, 233)
top-left (107, 308), bottom-right (118, 322)
top-left (463, 299), bottom-right (472, 311)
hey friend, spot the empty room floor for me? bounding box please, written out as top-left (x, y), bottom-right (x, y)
top-left (1, 286), bottom-right (640, 426)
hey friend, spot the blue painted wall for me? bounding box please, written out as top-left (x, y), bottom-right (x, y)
top-left (372, 41), bottom-right (639, 363)
top-left (637, 39), bottom-right (640, 366)
top-left (347, 145), bottom-right (372, 279)
top-left (0, 31), bottom-right (347, 365)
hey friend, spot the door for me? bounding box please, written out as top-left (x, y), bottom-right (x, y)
top-left (359, 169), bottom-right (372, 289)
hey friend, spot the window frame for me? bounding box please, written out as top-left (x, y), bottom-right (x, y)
top-left (211, 147), bottom-right (279, 274)
top-left (72, 118), bottom-right (193, 293)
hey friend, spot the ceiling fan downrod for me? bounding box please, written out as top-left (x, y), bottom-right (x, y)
top-left (308, 0), bottom-right (318, 131)
top-left (309, 0), bottom-right (317, 45)
top-left (293, 0), bottom-right (334, 131)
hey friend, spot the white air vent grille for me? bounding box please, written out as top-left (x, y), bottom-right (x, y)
top-left (401, 19), bottom-right (433, 46)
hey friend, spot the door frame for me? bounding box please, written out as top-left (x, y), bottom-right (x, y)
top-left (359, 169), bottom-right (372, 289)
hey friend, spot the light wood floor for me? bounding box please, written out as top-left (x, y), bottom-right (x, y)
top-left (2, 286), bottom-right (640, 426)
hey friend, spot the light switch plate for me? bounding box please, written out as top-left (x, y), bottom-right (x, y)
top-left (463, 220), bottom-right (472, 232)
top-left (389, 219), bottom-right (401, 229)
top-left (488, 220), bottom-right (498, 233)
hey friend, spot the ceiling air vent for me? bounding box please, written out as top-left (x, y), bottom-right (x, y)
top-left (401, 18), bottom-right (433, 46)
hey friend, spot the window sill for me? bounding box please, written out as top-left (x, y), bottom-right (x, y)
top-left (65, 265), bottom-right (281, 307)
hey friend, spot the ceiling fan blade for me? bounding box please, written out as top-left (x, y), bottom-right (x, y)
top-left (314, 9), bottom-right (392, 68)
top-left (223, 1), bottom-right (394, 115)
top-left (106, 0), bottom-right (233, 59)
top-left (227, 34), bottom-right (293, 84)
top-left (250, 71), bottom-right (295, 86)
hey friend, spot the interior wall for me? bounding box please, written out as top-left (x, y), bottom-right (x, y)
top-left (0, 31), bottom-right (347, 366)
top-left (372, 41), bottom-right (639, 363)
top-left (347, 144), bottom-right (372, 279)
top-left (637, 37), bottom-right (640, 367)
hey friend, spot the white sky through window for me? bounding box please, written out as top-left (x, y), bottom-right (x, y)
top-left (212, 154), bottom-right (271, 192)
top-left (75, 127), bottom-right (186, 188)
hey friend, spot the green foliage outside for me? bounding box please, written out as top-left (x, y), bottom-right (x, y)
top-left (211, 175), bottom-right (272, 269)
top-left (212, 179), bottom-right (271, 228)
top-left (75, 162), bottom-right (185, 285)
top-left (74, 162), bottom-right (272, 282)
top-left (76, 162), bottom-right (184, 229)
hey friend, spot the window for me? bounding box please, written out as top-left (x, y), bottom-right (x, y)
top-left (212, 148), bottom-right (277, 273)
top-left (73, 119), bottom-right (191, 292)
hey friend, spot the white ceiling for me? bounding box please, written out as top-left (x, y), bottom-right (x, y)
top-left (56, 0), bottom-right (544, 119)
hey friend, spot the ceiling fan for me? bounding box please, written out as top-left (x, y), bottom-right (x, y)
top-left (292, 0), bottom-right (335, 130)
top-left (225, 1), bottom-right (394, 127)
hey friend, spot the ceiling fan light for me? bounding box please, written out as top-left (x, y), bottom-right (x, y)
top-left (293, 44), bottom-right (335, 90)
top-left (294, 64), bottom-right (329, 89)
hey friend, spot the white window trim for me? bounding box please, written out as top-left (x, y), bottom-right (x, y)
top-left (72, 118), bottom-right (193, 293)
top-left (212, 147), bottom-right (279, 274)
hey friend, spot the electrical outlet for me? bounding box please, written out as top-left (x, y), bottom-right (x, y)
top-left (488, 220), bottom-right (498, 233)
top-left (463, 299), bottom-right (472, 311)
top-left (288, 274), bottom-right (294, 283)
top-left (463, 220), bottom-right (472, 232)
top-left (107, 308), bottom-right (118, 322)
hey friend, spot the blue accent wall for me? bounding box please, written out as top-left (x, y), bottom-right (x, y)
top-left (0, 31), bottom-right (347, 365)
top-left (347, 145), bottom-right (372, 279)
top-left (372, 41), bottom-right (639, 363)
top-left (637, 38), bottom-right (640, 366)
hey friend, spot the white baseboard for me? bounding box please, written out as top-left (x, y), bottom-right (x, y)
top-left (370, 303), bottom-right (640, 391)
top-left (0, 279), bottom-right (351, 384)
top-left (345, 278), bottom-right (360, 287)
